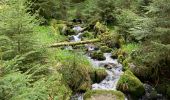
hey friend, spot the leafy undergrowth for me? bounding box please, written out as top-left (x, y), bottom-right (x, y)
top-left (34, 26), bottom-right (66, 46)
top-left (122, 43), bottom-right (140, 54)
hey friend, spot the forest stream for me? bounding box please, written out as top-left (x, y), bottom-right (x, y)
top-left (67, 25), bottom-right (124, 100)
top-left (68, 25), bottom-right (165, 100)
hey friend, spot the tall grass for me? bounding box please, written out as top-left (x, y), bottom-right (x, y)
top-left (122, 43), bottom-right (140, 54)
top-left (34, 26), bottom-right (66, 45)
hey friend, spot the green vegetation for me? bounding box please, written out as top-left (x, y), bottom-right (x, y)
top-left (0, 0), bottom-right (169, 99)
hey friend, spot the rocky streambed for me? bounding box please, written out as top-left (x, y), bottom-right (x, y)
top-left (68, 25), bottom-right (166, 100)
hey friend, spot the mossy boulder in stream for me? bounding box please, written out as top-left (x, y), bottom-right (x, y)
top-left (91, 51), bottom-right (106, 61)
top-left (84, 90), bottom-right (125, 100)
top-left (100, 46), bottom-right (112, 53)
top-left (90, 68), bottom-right (107, 83)
top-left (117, 70), bottom-right (145, 98)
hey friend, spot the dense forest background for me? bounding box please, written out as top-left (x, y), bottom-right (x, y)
top-left (0, 0), bottom-right (169, 100)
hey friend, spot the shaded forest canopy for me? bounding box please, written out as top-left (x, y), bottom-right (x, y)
top-left (0, 0), bottom-right (170, 100)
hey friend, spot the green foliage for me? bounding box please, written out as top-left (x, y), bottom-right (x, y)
top-left (28, 0), bottom-right (70, 22)
top-left (34, 26), bottom-right (66, 45)
top-left (83, 0), bottom-right (117, 24)
top-left (0, 0), bottom-right (47, 73)
top-left (117, 10), bottom-right (140, 42)
top-left (100, 32), bottom-right (120, 48)
top-left (54, 49), bottom-right (93, 92)
top-left (122, 43), bottom-right (140, 54)
top-left (0, 0), bottom-right (38, 55)
top-left (0, 71), bottom-right (71, 100)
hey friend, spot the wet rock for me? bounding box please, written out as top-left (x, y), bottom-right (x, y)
top-left (83, 90), bottom-right (125, 100)
top-left (117, 70), bottom-right (145, 98)
top-left (103, 63), bottom-right (117, 69)
top-left (91, 51), bottom-right (106, 61)
top-left (140, 84), bottom-right (164, 100)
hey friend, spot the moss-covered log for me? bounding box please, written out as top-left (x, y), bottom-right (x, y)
top-left (50, 39), bottom-right (100, 47)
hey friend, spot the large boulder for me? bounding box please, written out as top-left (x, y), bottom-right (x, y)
top-left (117, 70), bottom-right (145, 98)
top-left (84, 90), bottom-right (125, 100)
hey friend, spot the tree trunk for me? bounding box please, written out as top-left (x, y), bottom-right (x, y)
top-left (50, 39), bottom-right (100, 47)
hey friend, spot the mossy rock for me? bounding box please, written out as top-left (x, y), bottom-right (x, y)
top-left (84, 90), bottom-right (125, 100)
top-left (117, 70), bottom-right (145, 97)
top-left (100, 32), bottom-right (120, 48)
top-left (100, 46), bottom-right (112, 53)
top-left (122, 58), bottom-right (132, 71)
top-left (90, 68), bottom-right (107, 83)
top-left (91, 51), bottom-right (106, 61)
top-left (129, 65), bottom-right (151, 80)
top-left (94, 22), bottom-right (108, 33)
top-left (111, 49), bottom-right (118, 59)
top-left (78, 81), bottom-right (91, 92)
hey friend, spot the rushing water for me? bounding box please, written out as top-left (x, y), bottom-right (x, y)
top-left (70, 26), bottom-right (125, 100)
top-left (69, 25), bottom-right (166, 100)
top-left (87, 53), bottom-right (124, 90)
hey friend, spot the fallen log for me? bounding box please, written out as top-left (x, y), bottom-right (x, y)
top-left (50, 39), bottom-right (100, 47)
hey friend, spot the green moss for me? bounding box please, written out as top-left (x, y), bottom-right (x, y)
top-left (94, 22), bottom-right (108, 33)
top-left (34, 26), bottom-right (66, 45)
top-left (100, 32), bottom-right (120, 48)
top-left (100, 46), bottom-right (112, 53)
top-left (90, 68), bottom-right (107, 83)
top-left (122, 43), bottom-right (140, 54)
top-left (118, 37), bottom-right (126, 47)
top-left (55, 50), bottom-right (93, 92)
top-left (84, 90), bottom-right (125, 100)
top-left (122, 59), bottom-right (130, 71)
top-left (111, 49), bottom-right (118, 59)
top-left (91, 51), bottom-right (106, 61)
top-left (82, 31), bottom-right (94, 39)
top-left (117, 70), bottom-right (145, 97)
